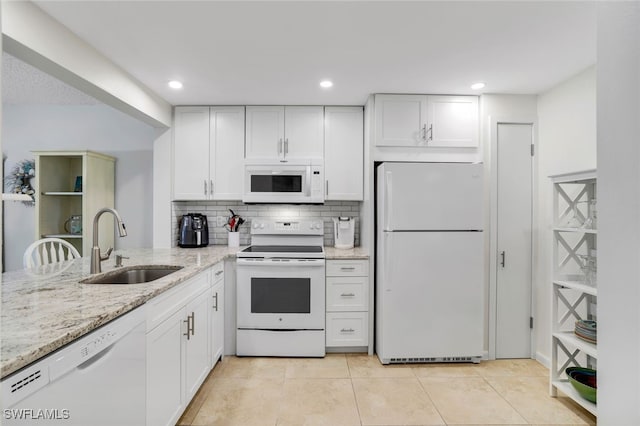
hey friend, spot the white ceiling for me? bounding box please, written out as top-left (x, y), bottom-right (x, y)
top-left (29, 1), bottom-right (597, 106)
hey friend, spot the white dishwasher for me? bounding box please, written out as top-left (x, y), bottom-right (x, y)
top-left (1, 306), bottom-right (146, 426)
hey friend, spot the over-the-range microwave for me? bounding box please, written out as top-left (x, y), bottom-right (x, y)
top-left (243, 159), bottom-right (324, 204)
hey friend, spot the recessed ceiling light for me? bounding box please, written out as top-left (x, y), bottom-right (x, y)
top-left (320, 80), bottom-right (333, 89)
top-left (470, 82), bottom-right (485, 90)
top-left (168, 80), bottom-right (183, 89)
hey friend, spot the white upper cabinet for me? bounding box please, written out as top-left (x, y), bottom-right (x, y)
top-left (374, 94), bottom-right (478, 148)
top-left (284, 106), bottom-right (324, 159)
top-left (245, 106), bottom-right (324, 161)
top-left (427, 95), bottom-right (479, 147)
top-left (173, 107), bottom-right (211, 200)
top-left (210, 107), bottom-right (245, 200)
top-left (173, 106), bottom-right (245, 200)
top-left (324, 107), bottom-right (364, 200)
top-left (374, 94), bottom-right (428, 147)
top-left (245, 106), bottom-right (285, 160)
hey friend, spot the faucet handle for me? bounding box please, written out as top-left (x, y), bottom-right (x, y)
top-left (115, 254), bottom-right (129, 267)
top-left (100, 247), bottom-right (114, 261)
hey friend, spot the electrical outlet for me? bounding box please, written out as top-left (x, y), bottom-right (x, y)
top-left (216, 216), bottom-right (226, 227)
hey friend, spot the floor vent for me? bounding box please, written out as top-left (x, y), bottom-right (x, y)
top-left (388, 356), bottom-right (481, 364)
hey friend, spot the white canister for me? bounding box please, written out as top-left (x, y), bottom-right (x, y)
top-left (228, 232), bottom-right (240, 247)
top-left (333, 217), bottom-right (355, 249)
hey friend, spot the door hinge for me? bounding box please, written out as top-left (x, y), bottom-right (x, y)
top-left (530, 317), bottom-right (534, 329)
top-left (531, 144), bottom-right (535, 156)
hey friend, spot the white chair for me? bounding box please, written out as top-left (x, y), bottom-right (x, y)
top-left (23, 238), bottom-right (81, 269)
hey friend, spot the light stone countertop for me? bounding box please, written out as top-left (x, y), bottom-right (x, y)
top-left (1, 245), bottom-right (368, 380)
top-left (0, 246), bottom-right (240, 379)
top-left (324, 246), bottom-right (369, 259)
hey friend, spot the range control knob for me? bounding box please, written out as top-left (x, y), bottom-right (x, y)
top-left (259, 223), bottom-right (265, 229)
top-left (253, 223), bottom-right (259, 229)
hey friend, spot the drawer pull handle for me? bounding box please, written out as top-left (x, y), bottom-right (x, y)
top-left (340, 267), bottom-right (356, 271)
top-left (340, 328), bottom-right (355, 333)
top-left (340, 293), bottom-right (356, 297)
top-left (215, 270), bottom-right (224, 276)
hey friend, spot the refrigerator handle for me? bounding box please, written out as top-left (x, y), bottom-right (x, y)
top-left (384, 232), bottom-right (392, 291)
top-left (385, 171), bottom-right (393, 230)
top-left (500, 251), bottom-right (506, 268)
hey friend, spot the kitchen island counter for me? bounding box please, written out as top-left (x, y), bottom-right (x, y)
top-left (0, 246), bottom-right (240, 379)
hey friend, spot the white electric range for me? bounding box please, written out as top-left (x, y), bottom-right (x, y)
top-left (236, 219), bottom-right (326, 357)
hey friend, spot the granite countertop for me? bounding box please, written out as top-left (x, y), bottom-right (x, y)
top-left (0, 246), bottom-right (240, 379)
top-left (1, 244), bottom-right (368, 380)
top-left (324, 246), bottom-right (369, 259)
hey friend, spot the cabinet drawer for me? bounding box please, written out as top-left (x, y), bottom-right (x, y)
top-left (326, 260), bottom-right (369, 277)
top-left (326, 312), bottom-right (368, 347)
top-left (211, 262), bottom-right (224, 284)
top-left (326, 277), bottom-right (368, 311)
top-left (147, 272), bottom-right (210, 332)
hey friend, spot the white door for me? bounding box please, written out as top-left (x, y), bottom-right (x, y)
top-left (377, 162), bottom-right (483, 231)
top-left (173, 107), bottom-right (210, 200)
top-left (245, 106), bottom-right (285, 160)
top-left (496, 123), bottom-right (533, 358)
top-left (284, 106), bottom-right (324, 159)
top-left (211, 280), bottom-right (224, 363)
top-left (184, 288), bottom-right (211, 401)
top-left (324, 106), bottom-right (363, 200)
top-left (146, 310), bottom-right (184, 426)
top-left (210, 107), bottom-right (245, 200)
top-left (376, 231), bottom-right (484, 360)
top-left (427, 96), bottom-right (479, 147)
top-left (374, 94), bottom-right (428, 146)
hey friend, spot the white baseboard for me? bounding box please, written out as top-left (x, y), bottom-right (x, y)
top-left (536, 351), bottom-right (550, 369)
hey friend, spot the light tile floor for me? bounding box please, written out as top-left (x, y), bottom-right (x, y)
top-left (178, 355), bottom-right (596, 426)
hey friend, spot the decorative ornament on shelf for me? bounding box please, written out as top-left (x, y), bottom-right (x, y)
top-left (4, 159), bottom-right (36, 205)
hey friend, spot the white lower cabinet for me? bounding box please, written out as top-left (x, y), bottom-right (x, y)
top-left (326, 259), bottom-right (369, 348)
top-left (146, 309), bottom-right (184, 426)
top-left (146, 262), bottom-right (225, 426)
top-left (210, 263), bottom-right (225, 366)
top-left (184, 288), bottom-right (212, 401)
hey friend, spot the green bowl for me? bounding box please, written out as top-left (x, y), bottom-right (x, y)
top-left (566, 367), bottom-right (597, 403)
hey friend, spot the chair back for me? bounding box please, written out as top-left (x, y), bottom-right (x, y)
top-left (23, 238), bottom-right (81, 269)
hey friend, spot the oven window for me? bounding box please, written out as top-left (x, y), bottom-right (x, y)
top-left (251, 175), bottom-right (302, 193)
top-left (251, 278), bottom-right (310, 313)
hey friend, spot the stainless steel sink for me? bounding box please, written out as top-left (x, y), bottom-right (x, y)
top-left (81, 265), bottom-right (184, 284)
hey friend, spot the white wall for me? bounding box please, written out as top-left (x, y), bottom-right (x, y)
top-left (535, 67), bottom-right (597, 364)
top-left (596, 2), bottom-right (640, 424)
top-left (2, 104), bottom-right (156, 271)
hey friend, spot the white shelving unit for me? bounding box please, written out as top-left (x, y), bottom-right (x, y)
top-left (34, 151), bottom-right (115, 256)
top-left (549, 169), bottom-right (597, 417)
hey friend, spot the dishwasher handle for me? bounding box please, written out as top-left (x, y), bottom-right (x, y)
top-left (76, 342), bottom-right (116, 370)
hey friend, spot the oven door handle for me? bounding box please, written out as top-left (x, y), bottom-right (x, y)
top-left (236, 258), bottom-right (325, 266)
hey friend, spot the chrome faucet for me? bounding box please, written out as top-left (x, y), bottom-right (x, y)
top-left (90, 208), bottom-right (127, 274)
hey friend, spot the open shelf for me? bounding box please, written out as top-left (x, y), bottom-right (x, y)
top-left (553, 332), bottom-right (597, 358)
top-left (553, 280), bottom-right (597, 297)
top-left (42, 234), bottom-right (83, 239)
top-left (553, 227), bottom-right (597, 234)
top-left (42, 192), bottom-right (83, 196)
top-left (550, 169), bottom-right (597, 417)
top-left (552, 380), bottom-right (597, 416)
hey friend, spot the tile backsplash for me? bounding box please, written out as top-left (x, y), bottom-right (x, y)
top-left (172, 201), bottom-right (361, 247)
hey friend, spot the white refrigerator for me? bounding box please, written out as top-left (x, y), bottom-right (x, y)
top-left (376, 162), bottom-right (484, 364)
